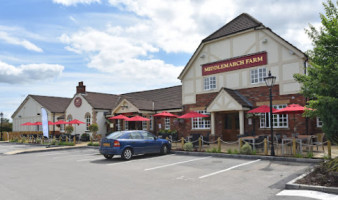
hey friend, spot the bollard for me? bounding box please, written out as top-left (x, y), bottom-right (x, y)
top-left (198, 137), bottom-right (202, 151)
top-left (264, 138), bottom-right (268, 156)
top-left (239, 138), bottom-right (243, 151)
top-left (66, 136), bottom-right (68, 143)
top-left (181, 137), bottom-right (184, 150)
top-left (73, 136), bottom-right (76, 145)
top-left (328, 140), bottom-right (331, 159)
top-left (292, 138), bottom-right (296, 156)
top-left (217, 137), bottom-right (221, 152)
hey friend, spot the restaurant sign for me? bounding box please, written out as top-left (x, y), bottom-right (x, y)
top-left (202, 52), bottom-right (267, 76)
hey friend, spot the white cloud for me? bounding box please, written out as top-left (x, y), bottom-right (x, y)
top-left (0, 61), bottom-right (64, 84)
top-left (53, 0), bottom-right (101, 6)
top-left (0, 31), bottom-right (43, 52)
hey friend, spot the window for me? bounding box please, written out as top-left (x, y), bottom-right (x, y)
top-left (165, 117), bottom-right (170, 130)
top-left (192, 110), bottom-right (210, 129)
top-left (117, 120), bottom-right (121, 131)
top-left (140, 131), bottom-right (155, 140)
top-left (85, 113), bottom-right (91, 131)
top-left (260, 104), bottom-right (288, 128)
top-left (124, 121), bottom-right (129, 130)
top-left (149, 116), bottom-right (153, 130)
top-left (251, 67), bottom-right (266, 84)
top-left (317, 117), bottom-right (323, 127)
top-left (204, 76), bottom-right (216, 90)
top-left (142, 120), bottom-right (148, 130)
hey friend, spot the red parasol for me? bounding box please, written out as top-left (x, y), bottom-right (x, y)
top-left (126, 115), bottom-right (150, 121)
top-left (54, 120), bottom-right (69, 125)
top-left (108, 114), bottom-right (130, 120)
top-left (248, 105), bottom-right (278, 113)
top-left (153, 111), bottom-right (178, 118)
top-left (178, 111), bottom-right (209, 119)
top-left (31, 122), bottom-right (42, 125)
top-left (68, 119), bottom-right (85, 125)
top-left (21, 122), bottom-right (34, 126)
top-left (273, 104), bottom-right (309, 134)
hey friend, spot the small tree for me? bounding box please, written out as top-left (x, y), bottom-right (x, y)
top-left (88, 123), bottom-right (99, 141)
top-left (65, 125), bottom-right (74, 135)
top-left (294, 0), bottom-right (338, 143)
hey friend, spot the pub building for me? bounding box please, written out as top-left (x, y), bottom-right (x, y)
top-left (11, 13), bottom-right (322, 140)
top-left (177, 13), bottom-right (321, 141)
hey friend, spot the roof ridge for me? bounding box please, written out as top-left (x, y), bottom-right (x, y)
top-left (29, 94), bottom-right (71, 99)
top-left (85, 91), bottom-right (120, 96)
top-left (122, 85), bottom-right (181, 95)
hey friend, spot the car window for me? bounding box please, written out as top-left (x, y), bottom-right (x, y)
top-left (140, 131), bottom-right (155, 140)
top-left (129, 132), bottom-right (142, 139)
top-left (106, 131), bottom-right (125, 139)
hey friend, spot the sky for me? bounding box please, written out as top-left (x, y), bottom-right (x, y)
top-left (0, 0), bottom-right (325, 120)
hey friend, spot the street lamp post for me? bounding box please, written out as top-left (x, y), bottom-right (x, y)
top-left (0, 112), bottom-right (3, 141)
top-left (264, 71), bottom-right (276, 156)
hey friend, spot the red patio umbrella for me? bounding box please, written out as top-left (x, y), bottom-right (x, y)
top-left (31, 122), bottom-right (42, 125)
top-left (68, 119), bottom-right (85, 125)
top-left (108, 114), bottom-right (130, 120)
top-left (126, 115), bottom-right (150, 121)
top-left (153, 111), bottom-right (178, 118)
top-left (248, 105), bottom-right (278, 113)
top-left (273, 104), bottom-right (308, 134)
top-left (54, 120), bottom-right (69, 125)
top-left (20, 122), bottom-right (34, 126)
top-left (178, 111), bottom-right (209, 119)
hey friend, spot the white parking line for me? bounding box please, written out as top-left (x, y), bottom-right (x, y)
top-left (76, 157), bottom-right (104, 162)
top-left (144, 156), bottom-right (210, 171)
top-left (277, 190), bottom-right (338, 200)
top-left (198, 159), bottom-right (261, 179)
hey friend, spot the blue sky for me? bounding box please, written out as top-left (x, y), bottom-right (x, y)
top-left (0, 0), bottom-right (325, 120)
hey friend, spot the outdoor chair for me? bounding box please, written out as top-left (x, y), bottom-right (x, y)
top-left (313, 133), bottom-right (325, 152)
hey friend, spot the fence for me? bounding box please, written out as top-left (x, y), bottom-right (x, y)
top-left (167, 136), bottom-right (332, 159)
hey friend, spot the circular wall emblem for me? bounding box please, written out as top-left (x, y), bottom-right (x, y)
top-left (74, 97), bottom-right (82, 107)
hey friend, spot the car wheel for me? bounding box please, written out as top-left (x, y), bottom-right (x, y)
top-left (121, 148), bottom-right (133, 160)
top-left (161, 144), bottom-right (169, 155)
top-left (104, 154), bottom-right (114, 159)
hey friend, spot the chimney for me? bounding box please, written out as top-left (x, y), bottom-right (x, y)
top-left (76, 81), bottom-right (86, 94)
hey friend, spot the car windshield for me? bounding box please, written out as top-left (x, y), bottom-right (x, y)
top-left (106, 131), bottom-right (125, 139)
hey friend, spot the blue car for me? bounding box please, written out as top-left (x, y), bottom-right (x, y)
top-left (100, 130), bottom-right (171, 160)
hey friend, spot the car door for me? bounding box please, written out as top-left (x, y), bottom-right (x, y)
top-left (129, 132), bottom-right (146, 155)
top-left (140, 131), bottom-right (160, 153)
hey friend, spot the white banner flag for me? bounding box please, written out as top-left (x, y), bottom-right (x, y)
top-left (41, 107), bottom-right (49, 138)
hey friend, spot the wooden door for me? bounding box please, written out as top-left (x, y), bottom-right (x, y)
top-left (222, 112), bottom-right (239, 141)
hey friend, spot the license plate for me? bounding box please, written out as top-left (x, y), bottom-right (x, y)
top-left (103, 143), bottom-right (110, 147)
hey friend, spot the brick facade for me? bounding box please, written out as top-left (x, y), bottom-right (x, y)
top-left (180, 85), bottom-right (321, 141)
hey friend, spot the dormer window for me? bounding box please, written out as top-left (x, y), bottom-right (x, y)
top-left (204, 76), bottom-right (216, 90)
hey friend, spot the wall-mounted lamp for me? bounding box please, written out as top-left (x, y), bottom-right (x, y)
top-left (262, 38), bottom-right (268, 44)
top-left (289, 50), bottom-right (295, 55)
top-left (200, 54), bottom-right (205, 59)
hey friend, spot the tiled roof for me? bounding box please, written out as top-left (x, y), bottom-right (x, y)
top-left (122, 85), bottom-right (182, 111)
top-left (82, 92), bottom-right (120, 110)
top-left (223, 88), bottom-right (253, 108)
top-left (202, 13), bottom-right (263, 43)
top-left (30, 95), bottom-right (72, 113)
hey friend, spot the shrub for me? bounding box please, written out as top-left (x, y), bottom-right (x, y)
top-left (233, 149), bottom-right (239, 154)
top-left (183, 142), bottom-right (193, 151)
top-left (240, 142), bottom-right (253, 155)
top-left (50, 139), bottom-right (58, 145)
top-left (58, 142), bottom-right (75, 146)
top-left (227, 149), bottom-right (232, 154)
top-left (306, 152), bottom-right (314, 158)
top-left (81, 133), bottom-right (90, 141)
top-left (88, 142), bottom-right (100, 146)
top-left (65, 125), bottom-right (74, 135)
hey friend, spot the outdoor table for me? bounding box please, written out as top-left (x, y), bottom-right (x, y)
top-left (281, 135), bottom-right (314, 155)
top-left (240, 136), bottom-right (259, 151)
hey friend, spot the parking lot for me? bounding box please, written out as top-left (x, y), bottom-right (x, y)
top-left (0, 144), bottom-right (333, 200)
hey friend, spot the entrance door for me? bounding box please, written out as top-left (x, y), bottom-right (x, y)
top-left (222, 112), bottom-right (239, 141)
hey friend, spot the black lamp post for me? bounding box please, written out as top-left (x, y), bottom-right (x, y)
top-left (264, 71), bottom-right (276, 156)
top-left (0, 112), bottom-right (3, 141)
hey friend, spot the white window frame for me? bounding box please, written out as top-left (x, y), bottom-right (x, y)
top-left (204, 76), bottom-right (216, 90)
top-left (250, 67), bottom-right (267, 84)
top-left (142, 121), bottom-right (148, 130)
top-left (124, 121), bottom-right (129, 130)
top-left (192, 110), bottom-right (210, 129)
top-left (260, 104), bottom-right (288, 128)
top-left (149, 116), bottom-right (153, 130)
top-left (85, 114), bottom-right (91, 131)
top-left (164, 117), bottom-right (170, 130)
top-left (317, 117), bottom-right (323, 127)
